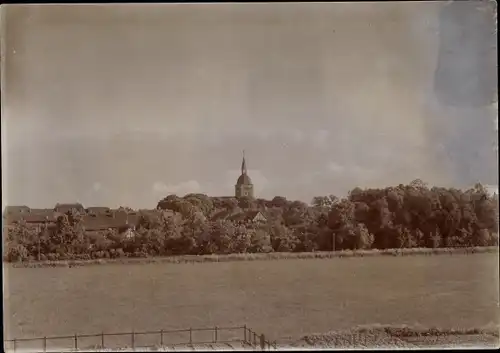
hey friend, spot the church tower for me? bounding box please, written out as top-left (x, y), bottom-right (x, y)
top-left (235, 150), bottom-right (254, 198)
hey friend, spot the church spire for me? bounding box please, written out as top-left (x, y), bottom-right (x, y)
top-left (241, 150), bottom-right (247, 175)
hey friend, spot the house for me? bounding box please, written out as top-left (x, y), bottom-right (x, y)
top-left (227, 210), bottom-right (267, 224)
top-left (4, 205), bottom-right (30, 216)
top-left (82, 213), bottom-right (139, 235)
top-left (28, 208), bottom-right (57, 216)
top-left (82, 215), bottom-right (118, 232)
top-left (54, 203), bottom-right (85, 214)
top-left (135, 209), bottom-right (181, 227)
top-left (3, 213), bottom-right (25, 225)
top-left (86, 207), bottom-right (111, 215)
top-left (114, 210), bottom-right (140, 224)
top-left (3, 206), bottom-right (51, 225)
top-left (29, 208), bottom-right (54, 213)
top-left (22, 213), bottom-right (58, 227)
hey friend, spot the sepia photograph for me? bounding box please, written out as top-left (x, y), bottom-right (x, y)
top-left (1, 1), bottom-right (499, 351)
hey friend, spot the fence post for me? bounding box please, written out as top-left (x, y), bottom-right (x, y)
top-left (131, 330), bottom-right (135, 351)
top-left (43, 336), bottom-right (47, 352)
top-left (214, 326), bottom-right (218, 343)
top-left (13, 339), bottom-right (16, 353)
top-left (260, 334), bottom-right (265, 350)
top-left (101, 332), bottom-right (105, 348)
top-left (243, 325), bottom-right (247, 343)
top-left (160, 329), bottom-right (164, 346)
top-left (74, 333), bottom-right (78, 351)
top-left (189, 328), bottom-right (193, 345)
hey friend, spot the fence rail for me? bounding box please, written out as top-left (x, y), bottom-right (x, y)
top-left (4, 325), bottom-right (277, 352)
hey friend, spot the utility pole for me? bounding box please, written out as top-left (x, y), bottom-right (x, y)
top-left (37, 225), bottom-right (41, 261)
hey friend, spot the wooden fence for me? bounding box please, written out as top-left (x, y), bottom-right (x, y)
top-left (4, 325), bottom-right (277, 352)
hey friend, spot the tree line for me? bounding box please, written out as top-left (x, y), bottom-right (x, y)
top-left (3, 180), bottom-right (498, 262)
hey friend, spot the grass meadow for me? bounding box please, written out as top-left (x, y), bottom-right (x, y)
top-left (4, 252), bottom-right (499, 347)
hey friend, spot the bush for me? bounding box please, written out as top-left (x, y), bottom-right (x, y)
top-left (114, 248), bottom-right (126, 258)
top-left (490, 233), bottom-right (499, 246)
top-left (248, 229), bottom-right (273, 253)
top-left (473, 229), bottom-right (492, 247)
top-left (47, 253), bottom-right (58, 261)
top-left (354, 223), bottom-right (374, 250)
top-left (5, 244), bottom-right (29, 262)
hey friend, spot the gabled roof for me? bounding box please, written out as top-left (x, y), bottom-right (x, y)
top-left (3, 213), bottom-right (24, 224)
top-left (23, 213), bottom-right (58, 223)
top-left (82, 213), bottom-right (139, 232)
top-left (138, 209), bottom-right (163, 217)
top-left (4, 206), bottom-right (30, 214)
top-left (82, 216), bottom-right (122, 231)
top-left (29, 208), bottom-right (54, 214)
top-left (227, 210), bottom-right (266, 222)
top-left (3, 209), bottom-right (59, 224)
top-left (86, 207), bottom-right (111, 213)
top-left (246, 210), bottom-right (263, 219)
top-left (54, 203), bottom-right (85, 212)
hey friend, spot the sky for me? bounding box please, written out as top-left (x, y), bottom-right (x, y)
top-left (1, 1), bottom-right (498, 209)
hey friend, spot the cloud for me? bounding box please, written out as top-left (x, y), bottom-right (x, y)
top-left (152, 180), bottom-right (201, 196)
top-left (311, 129), bottom-right (330, 148)
top-left (5, 3), bottom-right (496, 207)
top-left (92, 182), bottom-right (102, 191)
top-left (326, 162), bottom-right (380, 181)
top-left (491, 102), bottom-right (498, 131)
top-left (327, 162), bottom-right (345, 174)
top-left (288, 129), bottom-right (304, 142)
top-left (256, 129), bottom-right (272, 140)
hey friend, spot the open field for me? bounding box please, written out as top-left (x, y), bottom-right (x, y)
top-left (4, 252), bottom-right (499, 349)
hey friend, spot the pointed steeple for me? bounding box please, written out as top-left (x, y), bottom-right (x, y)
top-left (241, 150), bottom-right (247, 175)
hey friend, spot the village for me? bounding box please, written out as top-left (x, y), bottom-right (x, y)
top-left (3, 202), bottom-right (268, 238)
top-left (3, 154), bottom-right (268, 241)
